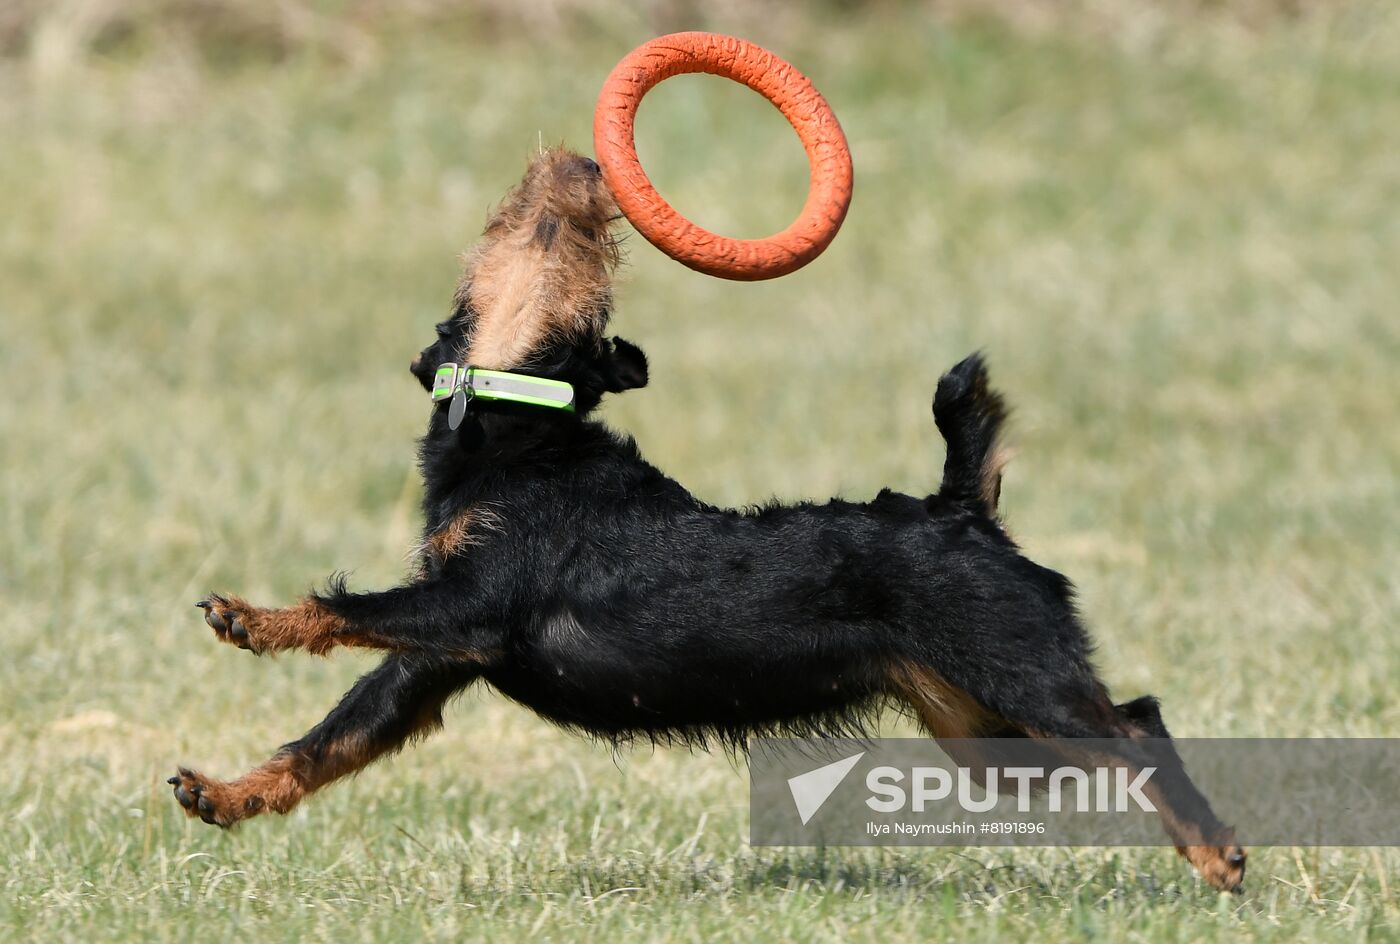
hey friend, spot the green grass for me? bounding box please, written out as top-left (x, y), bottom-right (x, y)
top-left (3, 4), bottom-right (1400, 940)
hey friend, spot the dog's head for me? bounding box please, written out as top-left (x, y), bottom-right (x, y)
top-left (411, 148), bottom-right (647, 413)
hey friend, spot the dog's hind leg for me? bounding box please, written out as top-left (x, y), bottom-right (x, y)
top-left (196, 578), bottom-right (500, 659)
top-left (1009, 687), bottom-right (1246, 892)
top-left (170, 653), bottom-right (479, 827)
top-left (885, 658), bottom-right (1244, 891)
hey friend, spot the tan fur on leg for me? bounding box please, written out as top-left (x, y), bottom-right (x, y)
top-left (201, 594), bottom-right (370, 655)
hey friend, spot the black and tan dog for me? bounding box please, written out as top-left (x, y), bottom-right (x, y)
top-left (171, 148), bottom-right (1245, 892)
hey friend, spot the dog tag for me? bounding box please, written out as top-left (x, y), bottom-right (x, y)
top-left (448, 388), bottom-right (469, 430)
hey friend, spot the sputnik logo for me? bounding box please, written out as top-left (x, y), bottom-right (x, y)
top-left (786, 752), bottom-right (865, 825)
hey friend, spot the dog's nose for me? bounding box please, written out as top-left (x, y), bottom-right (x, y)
top-left (410, 353), bottom-right (423, 373)
top-left (571, 156), bottom-right (601, 177)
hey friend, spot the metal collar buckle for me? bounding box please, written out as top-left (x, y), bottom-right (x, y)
top-left (431, 363), bottom-right (468, 402)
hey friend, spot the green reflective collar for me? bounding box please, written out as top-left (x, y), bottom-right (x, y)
top-left (431, 363), bottom-right (576, 413)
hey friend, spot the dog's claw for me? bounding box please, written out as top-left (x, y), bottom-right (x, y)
top-left (170, 768), bottom-right (247, 828)
top-left (198, 596), bottom-right (259, 652)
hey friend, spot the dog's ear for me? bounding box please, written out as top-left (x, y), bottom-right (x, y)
top-left (600, 336), bottom-right (648, 392)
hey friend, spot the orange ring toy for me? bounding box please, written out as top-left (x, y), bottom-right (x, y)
top-left (594, 32), bottom-right (853, 281)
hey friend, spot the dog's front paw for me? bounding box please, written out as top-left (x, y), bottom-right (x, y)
top-left (195, 595), bottom-right (259, 652)
top-left (167, 767), bottom-right (263, 827)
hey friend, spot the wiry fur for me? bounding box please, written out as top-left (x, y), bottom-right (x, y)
top-left (457, 148), bottom-right (622, 370)
top-left (173, 148), bottom-right (1246, 894)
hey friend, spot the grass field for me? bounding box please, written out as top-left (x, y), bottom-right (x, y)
top-left (3, 2), bottom-right (1399, 940)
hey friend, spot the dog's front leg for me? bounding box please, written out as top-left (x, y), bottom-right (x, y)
top-left (170, 652), bottom-right (480, 826)
top-left (196, 579), bottom-right (497, 658)
top-left (196, 592), bottom-right (354, 656)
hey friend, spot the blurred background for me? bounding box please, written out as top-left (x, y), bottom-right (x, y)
top-left (2, 1), bottom-right (1398, 940)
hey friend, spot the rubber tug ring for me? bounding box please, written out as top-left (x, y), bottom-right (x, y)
top-left (594, 31), bottom-right (854, 281)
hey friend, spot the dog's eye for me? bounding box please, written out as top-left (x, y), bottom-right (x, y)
top-left (435, 323), bottom-right (451, 339)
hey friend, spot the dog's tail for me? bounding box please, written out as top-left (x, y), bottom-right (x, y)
top-left (932, 353), bottom-right (1009, 518)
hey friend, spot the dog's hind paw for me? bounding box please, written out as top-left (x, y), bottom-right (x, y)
top-left (1181, 842), bottom-right (1247, 894)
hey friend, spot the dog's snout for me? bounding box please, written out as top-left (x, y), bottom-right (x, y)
top-left (569, 156), bottom-right (601, 178)
top-left (410, 352), bottom-right (423, 373)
